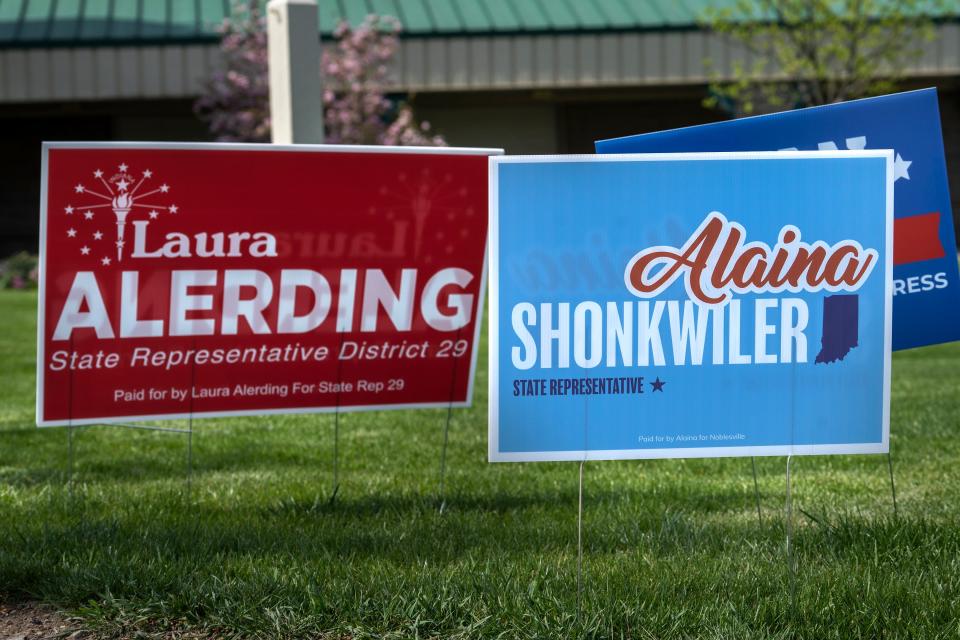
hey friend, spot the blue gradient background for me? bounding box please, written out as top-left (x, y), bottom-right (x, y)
top-left (494, 157), bottom-right (888, 456)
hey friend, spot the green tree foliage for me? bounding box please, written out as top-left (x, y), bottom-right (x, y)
top-left (702, 0), bottom-right (940, 115)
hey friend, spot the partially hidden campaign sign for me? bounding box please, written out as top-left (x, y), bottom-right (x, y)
top-left (489, 153), bottom-right (891, 462)
top-left (596, 88), bottom-right (960, 351)
top-left (38, 142), bottom-right (500, 426)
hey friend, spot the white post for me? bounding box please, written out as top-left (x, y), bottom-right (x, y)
top-left (267, 0), bottom-right (324, 144)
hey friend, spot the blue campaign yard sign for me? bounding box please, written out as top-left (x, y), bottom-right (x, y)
top-left (489, 152), bottom-right (892, 462)
top-left (595, 88), bottom-right (960, 351)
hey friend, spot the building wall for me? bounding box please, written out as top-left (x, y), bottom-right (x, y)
top-left (415, 102), bottom-right (559, 154)
top-left (2, 82), bottom-right (960, 256)
top-left (939, 87), bottom-right (960, 213)
top-left (412, 86), bottom-right (728, 154)
top-left (0, 99), bottom-right (206, 257)
top-left (4, 22), bottom-right (959, 104)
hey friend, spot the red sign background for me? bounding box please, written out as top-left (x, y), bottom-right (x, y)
top-left (38, 143), bottom-right (497, 425)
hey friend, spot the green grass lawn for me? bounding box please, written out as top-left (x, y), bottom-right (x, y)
top-left (1, 288), bottom-right (959, 639)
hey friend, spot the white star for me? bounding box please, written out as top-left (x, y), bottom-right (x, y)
top-left (74, 184), bottom-right (84, 193)
top-left (84, 212), bottom-right (94, 220)
top-left (845, 136), bottom-right (866, 150)
top-left (160, 184), bottom-right (170, 193)
top-left (894, 153), bottom-right (912, 182)
top-left (115, 240), bottom-right (125, 248)
top-left (116, 179), bottom-right (130, 191)
top-left (64, 205), bottom-right (74, 215)
top-left (101, 256), bottom-right (111, 266)
top-left (118, 163), bottom-right (128, 172)
top-left (67, 228), bottom-right (77, 238)
top-left (93, 169), bottom-right (103, 178)
top-left (143, 169), bottom-right (152, 178)
top-left (169, 204), bottom-right (178, 213)
top-left (149, 210), bottom-right (159, 219)
top-left (93, 231), bottom-right (103, 240)
top-left (80, 246), bottom-right (90, 255)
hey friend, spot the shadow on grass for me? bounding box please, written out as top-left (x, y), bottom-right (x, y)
top-left (1, 487), bottom-right (774, 573)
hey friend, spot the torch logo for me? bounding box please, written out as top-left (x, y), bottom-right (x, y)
top-left (65, 163), bottom-right (178, 264)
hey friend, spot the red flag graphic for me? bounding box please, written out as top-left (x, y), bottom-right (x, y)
top-left (894, 212), bottom-right (945, 265)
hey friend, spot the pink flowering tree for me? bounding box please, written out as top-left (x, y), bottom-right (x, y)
top-left (195, 3), bottom-right (444, 146)
top-left (323, 16), bottom-right (444, 146)
top-left (194, 2), bottom-right (271, 142)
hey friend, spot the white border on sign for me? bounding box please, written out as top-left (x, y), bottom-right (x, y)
top-left (487, 150), bottom-right (893, 462)
top-left (36, 142), bottom-right (504, 427)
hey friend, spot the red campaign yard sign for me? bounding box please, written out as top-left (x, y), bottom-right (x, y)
top-left (37, 143), bottom-right (500, 426)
